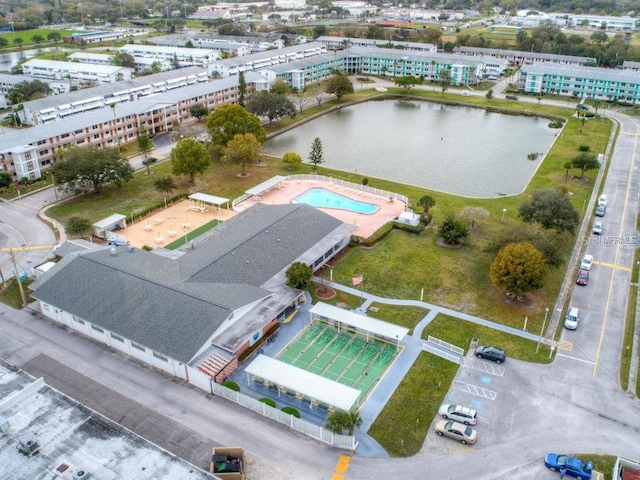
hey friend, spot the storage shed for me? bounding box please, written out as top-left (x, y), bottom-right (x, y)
top-left (93, 214), bottom-right (127, 238)
top-left (397, 211), bottom-right (420, 226)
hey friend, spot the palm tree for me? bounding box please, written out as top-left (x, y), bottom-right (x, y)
top-left (417, 195), bottom-right (436, 219)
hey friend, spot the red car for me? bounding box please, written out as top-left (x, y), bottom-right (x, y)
top-left (576, 269), bottom-right (589, 286)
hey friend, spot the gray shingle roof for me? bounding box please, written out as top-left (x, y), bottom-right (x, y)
top-left (32, 204), bottom-right (347, 362)
top-left (454, 46), bottom-right (595, 63)
top-left (179, 203), bottom-right (343, 286)
top-left (523, 63), bottom-right (640, 83)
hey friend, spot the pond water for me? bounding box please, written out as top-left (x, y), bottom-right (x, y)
top-left (264, 99), bottom-right (559, 198)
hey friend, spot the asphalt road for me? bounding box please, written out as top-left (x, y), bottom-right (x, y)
top-left (1, 94), bottom-right (640, 479)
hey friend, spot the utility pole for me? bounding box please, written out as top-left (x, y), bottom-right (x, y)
top-left (9, 248), bottom-right (27, 308)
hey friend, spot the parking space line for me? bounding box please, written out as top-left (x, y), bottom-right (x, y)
top-left (452, 380), bottom-right (497, 400)
top-left (556, 353), bottom-right (596, 364)
top-left (593, 261), bottom-right (632, 272)
top-left (420, 434), bottom-right (476, 455)
top-left (463, 359), bottom-right (505, 377)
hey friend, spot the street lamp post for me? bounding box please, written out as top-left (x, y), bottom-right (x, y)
top-left (536, 307), bottom-right (549, 353)
top-left (501, 208), bottom-right (507, 223)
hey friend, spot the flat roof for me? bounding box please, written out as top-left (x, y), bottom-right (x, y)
top-left (245, 175), bottom-right (288, 195)
top-left (93, 213), bottom-right (127, 229)
top-left (188, 192), bottom-right (229, 205)
top-left (245, 354), bottom-right (361, 411)
top-left (310, 302), bottom-right (409, 341)
top-left (0, 366), bottom-right (214, 479)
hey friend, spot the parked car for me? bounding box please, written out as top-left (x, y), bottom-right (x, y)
top-left (597, 194), bottom-right (607, 207)
top-left (592, 221), bottom-right (603, 235)
top-left (505, 95), bottom-right (518, 100)
top-left (595, 205), bottom-right (606, 217)
top-left (580, 254), bottom-right (594, 271)
top-left (576, 270), bottom-right (589, 286)
top-left (564, 307), bottom-right (580, 330)
top-left (438, 404), bottom-right (478, 425)
top-left (475, 346), bottom-right (506, 363)
top-left (142, 157), bottom-right (158, 166)
top-left (434, 420), bottom-right (477, 444)
top-left (576, 104), bottom-right (590, 111)
top-left (544, 453), bottom-right (593, 479)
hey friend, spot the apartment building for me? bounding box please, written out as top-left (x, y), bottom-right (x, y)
top-left (316, 36), bottom-right (437, 53)
top-left (119, 44), bottom-right (220, 74)
top-left (0, 73), bottom-right (265, 181)
top-left (519, 63), bottom-right (640, 103)
top-left (0, 74), bottom-right (68, 109)
top-left (21, 59), bottom-right (134, 85)
top-left (20, 66), bottom-right (208, 125)
top-left (211, 42), bottom-right (327, 77)
top-left (68, 52), bottom-right (113, 66)
top-left (454, 46), bottom-right (596, 67)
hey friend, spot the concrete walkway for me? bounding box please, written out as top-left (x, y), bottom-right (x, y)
top-left (309, 276), bottom-right (555, 457)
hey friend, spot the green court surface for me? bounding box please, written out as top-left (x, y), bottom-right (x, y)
top-left (276, 320), bottom-right (399, 404)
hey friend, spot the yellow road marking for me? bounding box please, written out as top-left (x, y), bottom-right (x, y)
top-left (335, 455), bottom-right (351, 474)
top-left (555, 340), bottom-right (573, 351)
top-left (593, 261), bottom-right (632, 272)
top-left (1, 245), bottom-right (54, 252)
top-left (331, 475), bottom-right (344, 480)
top-left (594, 118), bottom-right (639, 378)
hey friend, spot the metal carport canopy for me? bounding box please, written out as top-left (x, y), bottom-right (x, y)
top-left (245, 175), bottom-right (288, 196)
top-left (245, 354), bottom-right (361, 412)
top-left (188, 192), bottom-right (229, 206)
top-left (309, 302), bottom-right (409, 341)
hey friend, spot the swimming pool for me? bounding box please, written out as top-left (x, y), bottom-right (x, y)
top-left (293, 188), bottom-right (379, 214)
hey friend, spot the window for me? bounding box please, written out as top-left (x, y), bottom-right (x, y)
top-left (39, 149), bottom-right (49, 155)
top-left (27, 161), bottom-right (33, 171)
top-left (92, 124), bottom-right (98, 130)
top-left (111, 333), bottom-right (124, 342)
top-left (91, 324), bottom-right (104, 333)
top-left (153, 351), bottom-right (168, 362)
top-left (40, 159), bottom-right (51, 166)
top-left (25, 152), bottom-right (32, 160)
top-left (76, 139), bottom-right (85, 145)
top-left (37, 139), bottom-right (47, 145)
top-left (131, 342), bottom-right (146, 352)
top-left (74, 129), bottom-right (83, 134)
top-left (61, 133), bottom-right (70, 138)
top-left (72, 315), bottom-right (85, 325)
top-left (93, 134), bottom-right (100, 139)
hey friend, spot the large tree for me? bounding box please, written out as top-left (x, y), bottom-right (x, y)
top-left (286, 261), bottom-right (313, 290)
top-left (51, 146), bottom-right (133, 194)
top-left (224, 133), bottom-right (260, 176)
top-left (308, 137), bottom-right (324, 172)
top-left (246, 91), bottom-right (296, 124)
top-left (171, 138), bottom-right (211, 183)
top-left (206, 104), bottom-right (265, 147)
top-left (519, 188), bottom-right (579, 234)
top-left (238, 72), bottom-right (246, 107)
top-left (325, 74), bottom-right (354, 100)
top-left (190, 104), bottom-right (209, 121)
top-left (137, 129), bottom-right (153, 173)
top-left (8, 80), bottom-right (52, 104)
top-left (571, 152), bottom-right (600, 179)
top-left (66, 217), bottom-right (92, 239)
top-left (111, 51), bottom-right (135, 68)
top-left (439, 68), bottom-right (452, 97)
top-left (490, 242), bottom-right (547, 298)
top-left (395, 75), bottom-right (423, 93)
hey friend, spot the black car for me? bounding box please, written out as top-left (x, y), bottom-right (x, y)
top-left (142, 157), bottom-right (158, 166)
top-left (475, 346), bottom-right (506, 363)
top-left (505, 95), bottom-right (518, 101)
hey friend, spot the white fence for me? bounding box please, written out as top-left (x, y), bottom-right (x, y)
top-left (426, 336), bottom-right (464, 356)
top-left (231, 174), bottom-right (409, 210)
top-left (211, 383), bottom-right (357, 450)
top-left (422, 342), bottom-right (463, 364)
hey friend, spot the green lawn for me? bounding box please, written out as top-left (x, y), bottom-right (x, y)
top-left (369, 351), bottom-right (459, 456)
top-left (423, 313), bottom-right (552, 362)
top-left (0, 29), bottom-right (77, 48)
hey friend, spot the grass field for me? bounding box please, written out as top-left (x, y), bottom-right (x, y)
top-left (0, 29), bottom-right (78, 48)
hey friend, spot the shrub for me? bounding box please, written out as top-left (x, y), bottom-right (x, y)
top-left (548, 120), bottom-right (563, 128)
top-left (362, 178), bottom-right (369, 185)
top-left (579, 145), bottom-right (590, 152)
top-left (259, 397), bottom-right (276, 407)
top-left (282, 406), bottom-right (300, 418)
top-left (221, 380), bottom-right (240, 392)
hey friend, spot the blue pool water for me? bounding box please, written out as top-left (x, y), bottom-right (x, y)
top-left (293, 188), bottom-right (379, 214)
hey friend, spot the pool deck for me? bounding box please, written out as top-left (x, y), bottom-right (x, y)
top-left (235, 178), bottom-right (407, 238)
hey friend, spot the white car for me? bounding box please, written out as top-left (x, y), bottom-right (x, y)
top-left (592, 221), bottom-right (603, 235)
top-left (438, 404), bottom-right (478, 425)
top-left (580, 254), bottom-right (594, 270)
top-left (598, 194), bottom-right (608, 207)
